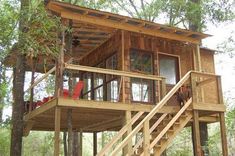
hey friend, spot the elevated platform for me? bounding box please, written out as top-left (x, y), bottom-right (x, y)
top-left (23, 97), bottom-right (224, 132)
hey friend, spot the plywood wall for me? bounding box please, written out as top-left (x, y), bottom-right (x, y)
top-left (79, 30), bottom-right (217, 105)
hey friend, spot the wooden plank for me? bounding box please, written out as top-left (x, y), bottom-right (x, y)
top-left (57, 98), bottom-right (178, 113)
top-left (54, 107), bottom-right (61, 156)
top-left (60, 11), bottom-right (201, 44)
top-left (49, 1), bottom-right (209, 39)
top-left (217, 76), bottom-right (224, 104)
top-left (132, 113), bottom-right (167, 154)
top-left (83, 116), bottom-right (122, 130)
top-left (24, 66), bottom-right (56, 93)
top-left (192, 110), bottom-right (202, 156)
top-left (193, 103), bottom-right (226, 112)
top-left (191, 73), bottom-right (198, 103)
top-left (110, 71), bottom-right (192, 155)
top-left (150, 98), bottom-right (192, 149)
top-left (143, 120), bottom-right (150, 156)
top-left (97, 111), bottom-right (144, 156)
top-left (156, 113), bottom-right (193, 155)
top-left (196, 78), bottom-right (216, 87)
top-left (123, 111), bottom-right (132, 155)
top-left (65, 63), bottom-right (164, 81)
top-left (219, 112), bottom-right (228, 156)
top-left (160, 78), bottom-right (166, 99)
top-left (24, 98), bottom-right (57, 121)
top-left (121, 30), bottom-right (125, 103)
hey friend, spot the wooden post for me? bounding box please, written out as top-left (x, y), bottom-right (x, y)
top-left (143, 120), bottom-right (150, 156)
top-left (219, 112), bottom-right (228, 156)
top-left (78, 129), bottom-right (83, 156)
top-left (216, 76), bottom-right (223, 104)
top-left (123, 111), bottom-right (132, 155)
top-left (160, 78), bottom-right (166, 100)
top-left (121, 30), bottom-right (125, 103)
top-left (54, 107), bottom-right (61, 156)
top-left (192, 110), bottom-right (202, 156)
top-left (93, 132), bottom-right (97, 156)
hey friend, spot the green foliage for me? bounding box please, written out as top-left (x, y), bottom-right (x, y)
top-left (23, 132), bottom-right (55, 156)
top-left (19, 1), bottom-right (63, 58)
top-left (0, 0), bottom-right (19, 58)
top-left (0, 128), bottom-right (10, 156)
top-left (167, 127), bottom-right (193, 156)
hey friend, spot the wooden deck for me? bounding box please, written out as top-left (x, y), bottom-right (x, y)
top-left (23, 97), bottom-right (225, 133)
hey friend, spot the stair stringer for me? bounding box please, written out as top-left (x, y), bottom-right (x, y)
top-left (154, 112), bottom-right (193, 156)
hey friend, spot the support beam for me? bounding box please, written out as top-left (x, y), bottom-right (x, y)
top-left (192, 110), bottom-right (202, 156)
top-left (123, 111), bottom-right (132, 155)
top-left (219, 113), bottom-right (228, 156)
top-left (93, 132), bottom-right (97, 156)
top-left (54, 107), bottom-right (61, 156)
top-left (60, 11), bottom-right (201, 44)
top-left (121, 30), bottom-right (125, 103)
top-left (143, 120), bottom-right (150, 156)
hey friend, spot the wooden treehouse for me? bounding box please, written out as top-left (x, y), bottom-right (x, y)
top-left (5, 1), bottom-right (228, 156)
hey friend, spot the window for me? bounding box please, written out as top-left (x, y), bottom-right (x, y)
top-left (131, 78), bottom-right (152, 102)
top-left (130, 49), bottom-right (153, 103)
top-left (106, 54), bottom-right (119, 102)
top-left (159, 54), bottom-right (179, 85)
top-left (130, 49), bottom-right (152, 73)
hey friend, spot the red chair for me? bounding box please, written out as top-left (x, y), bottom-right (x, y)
top-left (36, 81), bottom-right (84, 108)
top-left (63, 81), bottom-right (84, 99)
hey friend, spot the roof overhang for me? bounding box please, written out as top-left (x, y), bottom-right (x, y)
top-left (46, 1), bottom-right (211, 45)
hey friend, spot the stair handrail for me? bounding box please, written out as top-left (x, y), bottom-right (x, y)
top-left (110, 70), bottom-right (192, 156)
top-left (97, 111), bottom-right (144, 156)
top-left (132, 113), bottom-right (168, 154)
top-left (149, 98), bottom-right (192, 149)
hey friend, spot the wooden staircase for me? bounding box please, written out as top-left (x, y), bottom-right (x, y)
top-left (96, 71), bottom-right (194, 156)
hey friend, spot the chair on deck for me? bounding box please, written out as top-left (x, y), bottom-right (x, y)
top-left (62, 81), bottom-right (84, 99)
top-left (36, 81), bottom-right (84, 107)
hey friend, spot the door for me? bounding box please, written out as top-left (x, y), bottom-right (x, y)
top-left (159, 53), bottom-right (180, 105)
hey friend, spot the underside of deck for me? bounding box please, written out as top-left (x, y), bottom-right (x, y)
top-left (23, 97), bottom-right (222, 132)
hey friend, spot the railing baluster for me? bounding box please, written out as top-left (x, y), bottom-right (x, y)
top-left (143, 120), bottom-right (150, 156)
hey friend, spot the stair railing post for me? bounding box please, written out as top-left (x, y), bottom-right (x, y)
top-left (160, 78), bottom-right (166, 100)
top-left (143, 119), bottom-right (150, 156)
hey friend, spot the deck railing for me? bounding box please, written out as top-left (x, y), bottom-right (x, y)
top-left (24, 63), bottom-right (166, 113)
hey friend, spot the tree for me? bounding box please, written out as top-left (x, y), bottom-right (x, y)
top-left (8, 1), bottom-right (62, 155)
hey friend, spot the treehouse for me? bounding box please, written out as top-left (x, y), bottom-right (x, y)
top-left (4, 1), bottom-right (228, 156)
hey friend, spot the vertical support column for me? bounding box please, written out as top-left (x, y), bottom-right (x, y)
top-left (93, 132), bottom-right (97, 156)
top-left (121, 30), bottom-right (125, 103)
top-left (123, 111), bottom-right (132, 155)
top-left (54, 107), bottom-right (61, 156)
top-left (160, 78), bottom-right (166, 100)
top-left (143, 120), bottom-right (150, 156)
top-left (219, 112), bottom-right (228, 156)
top-left (192, 110), bottom-right (202, 156)
top-left (216, 76), bottom-right (223, 104)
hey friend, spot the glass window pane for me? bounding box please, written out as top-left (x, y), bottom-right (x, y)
top-left (159, 57), bottom-right (177, 85)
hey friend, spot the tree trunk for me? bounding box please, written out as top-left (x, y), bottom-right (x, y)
top-left (10, 0), bottom-right (28, 155)
top-left (73, 132), bottom-right (79, 156)
top-left (63, 132), bottom-right (68, 156)
top-left (10, 54), bottom-right (26, 156)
